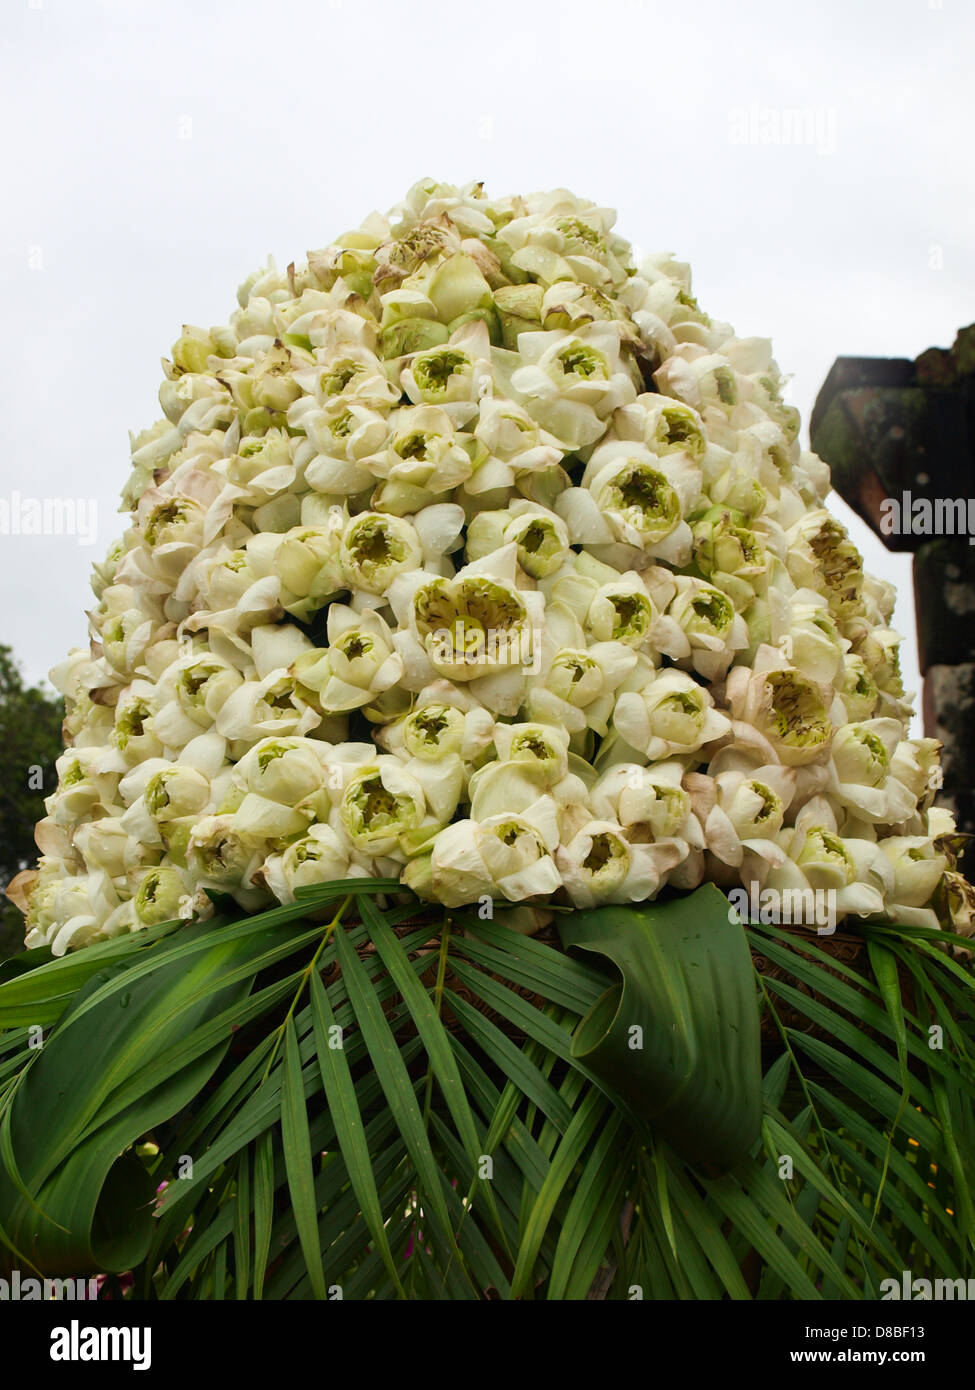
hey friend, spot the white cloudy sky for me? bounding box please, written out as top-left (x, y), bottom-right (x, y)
top-left (2, 0), bottom-right (973, 732)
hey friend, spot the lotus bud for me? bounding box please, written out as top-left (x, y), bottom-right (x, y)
top-left (420, 814), bottom-right (561, 908)
top-left (402, 346), bottom-right (475, 405)
top-left (292, 606), bottom-right (403, 715)
top-left (274, 525), bottom-right (344, 618)
top-left (836, 653), bottom-right (878, 722)
top-left (339, 760), bottom-right (426, 853)
top-left (412, 573), bottom-right (533, 681)
top-left (401, 701), bottom-right (466, 760)
top-left (692, 509), bottom-right (769, 607)
top-left (421, 253), bottom-right (493, 324)
top-left (262, 825), bottom-right (353, 904)
top-left (727, 664), bottom-right (833, 766)
top-left (494, 722), bottom-right (570, 783)
top-left (504, 508), bottom-right (570, 578)
top-left (667, 577), bottom-right (746, 680)
top-left (134, 866), bottom-right (186, 926)
top-left (783, 600), bottom-right (846, 686)
top-left (878, 837), bottom-right (948, 909)
top-left (613, 669), bottom-right (730, 762)
top-left (110, 692), bottom-right (160, 762)
top-left (187, 815), bottom-right (261, 888)
top-left (170, 324), bottom-right (235, 376)
top-left (889, 737), bottom-right (943, 810)
top-left (493, 283), bottom-right (544, 348)
top-left (224, 431), bottom-right (295, 495)
top-left (588, 455), bottom-right (681, 543)
top-left (644, 399), bottom-right (707, 460)
top-left (786, 511), bottom-right (864, 619)
top-left (100, 608), bottom-right (155, 677)
top-left (175, 656), bottom-right (245, 728)
top-left (144, 765), bottom-right (211, 823)
top-left (585, 582), bottom-right (654, 649)
top-left (541, 281), bottom-right (617, 332)
top-left (251, 344), bottom-right (303, 412)
top-left (380, 317), bottom-right (450, 358)
top-left (233, 736), bottom-right (325, 807)
top-left (340, 512), bottom-right (423, 595)
top-left (556, 820), bottom-right (632, 907)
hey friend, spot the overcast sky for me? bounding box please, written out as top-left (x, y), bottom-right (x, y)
top-left (2, 0), bottom-right (973, 733)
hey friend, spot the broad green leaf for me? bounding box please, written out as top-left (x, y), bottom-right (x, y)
top-left (559, 884), bottom-right (762, 1169)
top-left (0, 917), bottom-right (276, 1275)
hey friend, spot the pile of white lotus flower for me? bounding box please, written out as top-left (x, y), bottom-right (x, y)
top-left (11, 178), bottom-right (974, 955)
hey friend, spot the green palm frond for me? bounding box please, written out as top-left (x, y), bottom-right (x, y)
top-left (0, 879), bottom-right (972, 1299)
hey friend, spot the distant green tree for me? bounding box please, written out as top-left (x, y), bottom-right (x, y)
top-left (0, 646), bottom-right (64, 958)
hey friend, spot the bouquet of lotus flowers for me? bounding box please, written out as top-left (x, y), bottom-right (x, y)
top-left (8, 179), bottom-right (967, 952)
top-left (2, 180), bottom-right (974, 1302)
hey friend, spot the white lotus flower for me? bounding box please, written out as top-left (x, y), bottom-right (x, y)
top-left (615, 396), bottom-right (708, 462)
top-left (232, 736), bottom-right (326, 808)
top-left (407, 569), bottom-right (537, 687)
top-left (665, 576), bottom-right (749, 681)
top-left (654, 346), bottom-right (740, 414)
top-left (339, 511), bottom-right (423, 595)
top-left (590, 761), bottom-right (692, 840)
top-left (47, 748), bottom-right (121, 828)
top-left (25, 868), bottom-right (122, 956)
top-left (154, 653), bottom-right (245, 747)
top-left (141, 764), bottom-right (212, 827)
top-left (261, 824), bottom-right (357, 904)
top-left (526, 640), bottom-right (637, 735)
top-left (338, 758), bottom-right (427, 855)
top-left (510, 325), bottom-right (636, 449)
top-left (874, 836), bottom-right (948, 927)
top-left (216, 670), bottom-right (321, 744)
top-left (472, 397), bottom-right (563, 481)
top-left (139, 492), bottom-right (208, 582)
top-left (557, 441), bottom-right (698, 564)
top-left (613, 669), bottom-right (730, 762)
top-left (292, 605), bottom-right (403, 715)
top-left (72, 817), bottom-right (151, 879)
top-left (466, 502), bottom-right (570, 579)
top-left (293, 344), bottom-right (399, 411)
top-left (258, 524), bottom-right (345, 621)
top-left (785, 510), bottom-right (864, 620)
top-left (889, 737), bottom-right (942, 812)
top-left (835, 653), bottom-right (879, 722)
top-left (703, 764), bottom-right (795, 871)
top-left (186, 815), bottom-right (265, 895)
top-left (825, 720), bottom-right (917, 824)
top-left (761, 824), bottom-right (893, 923)
top-left (778, 595), bottom-right (847, 687)
top-left (407, 811), bottom-right (562, 908)
top-left (401, 342), bottom-right (486, 412)
top-left (214, 431), bottom-right (298, 518)
top-left (725, 653), bottom-right (833, 767)
top-left (555, 820), bottom-right (633, 906)
top-left (376, 696), bottom-right (494, 766)
top-left (133, 865), bottom-right (190, 926)
top-left (691, 508), bottom-right (770, 609)
top-left (366, 406), bottom-right (474, 513)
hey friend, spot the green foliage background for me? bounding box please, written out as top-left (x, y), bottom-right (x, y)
top-left (0, 645), bottom-right (63, 960)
